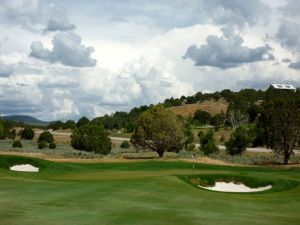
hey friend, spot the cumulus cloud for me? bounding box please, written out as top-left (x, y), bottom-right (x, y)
top-left (276, 20), bottom-right (300, 50)
top-left (82, 57), bottom-right (193, 107)
top-left (184, 35), bottom-right (274, 69)
top-left (45, 18), bottom-right (76, 32)
top-left (30, 32), bottom-right (97, 67)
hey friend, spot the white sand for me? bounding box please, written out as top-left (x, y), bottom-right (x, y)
top-left (10, 164), bottom-right (39, 172)
top-left (199, 182), bottom-right (272, 192)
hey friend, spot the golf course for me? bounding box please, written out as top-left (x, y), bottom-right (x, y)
top-left (0, 155), bottom-right (299, 225)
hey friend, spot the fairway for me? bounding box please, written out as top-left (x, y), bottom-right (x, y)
top-left (0, 155), bottom-right (299, 225)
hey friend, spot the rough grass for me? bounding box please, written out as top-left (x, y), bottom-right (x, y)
top-left (0, 155), bottom-right (300, 225)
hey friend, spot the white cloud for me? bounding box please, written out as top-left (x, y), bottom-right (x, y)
top-left (30, 32), bottom-right (97, 67)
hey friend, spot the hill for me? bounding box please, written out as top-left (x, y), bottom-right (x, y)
top-left (2, 115), bottom-right (49, 126)
top-left (169, 99), bottom-right (229, 117)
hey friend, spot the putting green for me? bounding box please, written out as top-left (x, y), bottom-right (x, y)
top-left (0, 155), bottom-right (299, 225)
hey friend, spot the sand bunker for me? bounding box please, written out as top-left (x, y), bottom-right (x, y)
top-left (199, 182), bottom-right (272, 193)
top-left (10, 164), bottom-right (39, 172)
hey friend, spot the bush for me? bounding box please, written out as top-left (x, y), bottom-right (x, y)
top-left (193, 110), bottom-right (211, 125)
top-left (20, 128), bottom-right (35, 140)
top-left (120, 140), bottom-right (130, 148)
top-left (220, 134), bottom-right (226, 142)
top-left (12, 140), bottom-right (23, 148)
top-left (49, 142), bottom-right (56, 149)
top-left (200, 129), bottom-right (219, 156)
top-left (38, 141), bottom-right (48, 149)
top-left (71, 124), bottom-right (112, 155)
top-left (225, 125), bottom-right (256, 155)
top-left (38, 131), bottom-right (54, 143)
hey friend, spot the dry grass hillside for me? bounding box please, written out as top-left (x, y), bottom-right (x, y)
top-left (169, 99), bottom-right (229, 117)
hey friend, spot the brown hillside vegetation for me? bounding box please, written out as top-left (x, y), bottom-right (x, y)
top-left (169, 99), bottom-right (229, 117)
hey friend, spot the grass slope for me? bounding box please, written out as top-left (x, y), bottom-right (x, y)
top-left (169, 100), bottom-right (228, 117)
top-left (0, 155), bottom-right (299, 225)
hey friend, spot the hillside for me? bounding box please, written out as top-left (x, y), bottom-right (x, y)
top-left (2, 115), bottom-right (49, 126)
top-left (169, 99), bottom-right (229, 117)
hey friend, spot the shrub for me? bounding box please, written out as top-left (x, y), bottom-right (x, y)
top-left (49, 142), bottom-right (56, 149)
top-left (38, 141), bottom-right (48, 149)
top-left (225, 125), bottom-right (256, 155)
top-left (71, 124), bottom-right (112, 155)
top-left (20, 128), bottom-right (35, 140)
top-left (120, 140), bottom-right (130, 148)
top-left (220, 134), bottom-right (226, 142)
top-left (12, 140), bottom-right (22, 148)
top-left (193, 110), bottom-right (211, 125)
top-left (200, 129), bottom-right (219, 155)
top-left (38, 131), bottom-right (54, 143)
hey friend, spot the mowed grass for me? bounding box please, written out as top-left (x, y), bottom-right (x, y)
top-left (0, 155), bottom-right (300, 225)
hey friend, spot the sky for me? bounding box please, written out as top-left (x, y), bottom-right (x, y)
top-left (0, 0), bottom-right (299, 121)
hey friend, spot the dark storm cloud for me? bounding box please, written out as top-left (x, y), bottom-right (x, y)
top-left (276, 20), bottom-right (300, 50)
top-left (30, 32), bottom-right (97, 67)
top-left (63, 0), bottom-right (269, 30)
top-left (38, 80), bottom-right (79, 89)
top-left (282, 58), bottom-right (291, 63)
top-left (208, 0), bottom-right (269, 27)
top-left (0, 62), bottom-right (14, 77)
top-left (278, 0), bottom-right (300, 18)
top-left (0, 0), bottom-right (76, 32)
top-left (45, 18), bottom-right (76, 32)
top-left (289, 61), bottom-right (300, 70)
top-left (184, 35), bottom-right (274, 69)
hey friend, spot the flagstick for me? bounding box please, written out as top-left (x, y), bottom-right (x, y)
top-left (192, 153), bottom-right (195, 182)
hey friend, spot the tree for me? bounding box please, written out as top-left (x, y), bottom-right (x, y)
top-left (225, 125), bottom-right (256, 155)
top-left (182, 120), bottom-right (195, 151)
top-left (0, 119), bottom-right (5, 139)
top-left (0, 118), bottom-right (11, 139)
top-left (38, 131), bottom-right (54, 143)
top-left (47, 121), bottom-right (63, 130)
top-left (200, 130), bottom-right (219, 155)
top-left (9, 129), bottom-right (16, 140)
top-left (227, 110), bottom-right (248, 129)
top-left (193, 110), bottom-right (211, 125)
top-left (20, 128), bottom-right (35, 140)
top-left (63, 120), bottom-right (76, 130)
top-left (71, 124), bottom-right (112, 154)
top-left (263, 100), bottom-right (300, 165)
top-left (210, 114), bottom-right (224, 127)
top-left (131, 105), bottom-right (183, 157)
top-left (76, 116), bottom-right (90, 128)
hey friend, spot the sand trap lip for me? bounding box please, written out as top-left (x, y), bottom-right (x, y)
top-left (10, 164), bottom-right (39, 172)
top-left (198, 182), bottom-right (272, 193)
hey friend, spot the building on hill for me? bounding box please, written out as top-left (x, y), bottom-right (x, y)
top-left (269, 83), bottom-right (296, 91)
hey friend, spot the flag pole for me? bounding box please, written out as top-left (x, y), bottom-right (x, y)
top-left (192, 153), bottom-right (195, 182)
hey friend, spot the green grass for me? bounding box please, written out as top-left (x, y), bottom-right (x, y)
top-left (0, 155), bottom-right (300, 225)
